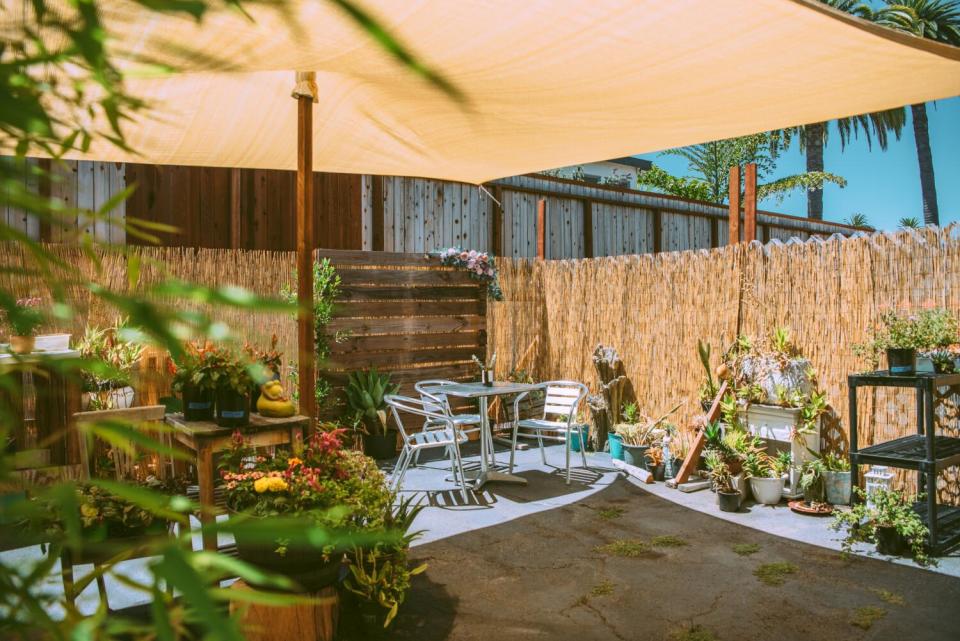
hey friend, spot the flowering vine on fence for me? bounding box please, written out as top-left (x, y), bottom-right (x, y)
top-left (437, 247), bottom-right (503, 300)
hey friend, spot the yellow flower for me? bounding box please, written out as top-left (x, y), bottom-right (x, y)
top-left (287, 457), bottom-right (303, 468)
top-left (254, 476), bottom-right (288, 493)
top-left (80, 504), bottom-right (99, 518)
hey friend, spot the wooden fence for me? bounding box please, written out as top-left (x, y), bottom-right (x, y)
top-left (317, 249), bottom-right (486, 428)
top-left (487, 226), bottom-right (960, 502)
top-left (6, 158), bottom-right (861, 257)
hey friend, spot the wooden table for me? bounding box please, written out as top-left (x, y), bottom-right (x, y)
top-left (422, 381), bottom-right (543, 490)
top-left (164, 412), bottom-right (310, 551)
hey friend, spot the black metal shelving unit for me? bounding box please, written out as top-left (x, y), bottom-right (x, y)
top-left (848, 370), bottom-right (960, 555)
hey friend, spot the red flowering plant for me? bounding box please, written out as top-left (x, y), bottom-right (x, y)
top-left (220, 428), bottom-right (394, 534)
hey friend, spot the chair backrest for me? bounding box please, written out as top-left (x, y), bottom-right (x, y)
top-left (73, 405), bottom-right (169, 481)
top-left (384, 395), bottom-right (455, 444)
top-left (413, 379), bottom-right (456, 414)
top-left (541, 381), bottom-right (588, 421)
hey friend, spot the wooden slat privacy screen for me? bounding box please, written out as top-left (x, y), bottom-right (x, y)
top-left (317, 249), bottom-right (486, 429)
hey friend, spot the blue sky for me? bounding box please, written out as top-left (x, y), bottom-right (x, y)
top-left (637, 96), bottom-right (959, 231)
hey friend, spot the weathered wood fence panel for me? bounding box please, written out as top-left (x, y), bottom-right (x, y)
top-left (316, 249), bottom-right (487, 430)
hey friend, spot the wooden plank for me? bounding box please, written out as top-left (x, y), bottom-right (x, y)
top-left (337, 268), bottom-right (476, 287)
top-left (335, 299), bottom-right (484, 317)
top-left (728, 165), bottom-right (740, 244)
top-left (336, 284), bottom-right (482, 302)
top-left (372, 175), bottom-right (385, 251)
top-left (673, 381), bottom-right (728, 486)
top-left (230, 168), bottom-right (242, 248)
top-left (536, 198), bottom-right (546, 259)
top-left (491, 185), bottom-right (503, 256)
top-left (316, 248), bottom-right (437, 267)
top-left (322, 364), bottom-right (476, 388)
top-left (325, 346), bottom-right (480, 370)
top-left (710, 216), bottom-right (719, 248)
top-left (744, 162), bottom-right (757, 243)
top-left (328, 331), bottom-right (484, 355)
top-left (326, 315), bottom-right (486, 334)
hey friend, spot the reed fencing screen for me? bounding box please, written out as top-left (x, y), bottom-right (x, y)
top-left (487, 226), bottom-right (960, 502)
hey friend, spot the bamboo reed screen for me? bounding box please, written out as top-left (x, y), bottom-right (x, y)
top-left (489, 226), bottom-right (960, 501)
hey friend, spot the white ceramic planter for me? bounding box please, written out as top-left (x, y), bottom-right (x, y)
top-left (731, 473), bottom-right (750, 507)
top-left (34, 333), bottom-right (71, 352)
top-left (83, 386), bottom-right (135, 411)
top-left (749, 475), bottom-right (786, 505)
top-left (740, 404), bottom-right (820, 498)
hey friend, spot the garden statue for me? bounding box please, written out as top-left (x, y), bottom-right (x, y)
top-left (257, 380), bottom-right (296, 418)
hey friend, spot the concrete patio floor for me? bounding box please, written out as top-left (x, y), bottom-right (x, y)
top-left (4, 440), bottom-right (959, 623)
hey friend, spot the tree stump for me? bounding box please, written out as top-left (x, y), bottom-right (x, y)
top-left (229, 581), bottom-right (339, 641)
top-left (591, 344), bottom-right (634, 448)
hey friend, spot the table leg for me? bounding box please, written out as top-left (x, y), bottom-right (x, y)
top-left (471, 395), bottom-right (527, 490)
top-left (197, 443), bottom-right (217, 552)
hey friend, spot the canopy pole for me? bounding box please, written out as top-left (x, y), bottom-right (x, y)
top-left (293, 72), bottom-right (318, 426)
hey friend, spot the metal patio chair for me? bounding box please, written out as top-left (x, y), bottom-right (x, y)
top-left (414, 379), bottom-right (494, 467)
top-left (508, 380), bottom-right (589, 484)
top-left (385, 394), bottom-right (470, 501)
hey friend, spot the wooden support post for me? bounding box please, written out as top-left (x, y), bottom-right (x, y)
top-left (491, 184), bottom-right (503, 256)
top-left (582, 198), bottom-right (594, 258)
top-left (294, 72), bottom-right (317, 426)
top-left (372, 175), bottom-right (384, 251)
top-left (536, 198), bottom-right (546, 259)
top-left (728, 166), bottom-right (740, 244)
top-left (230, 168), bottom-right (242, 249)
top-left (743, 163), bottom-right (757, 243)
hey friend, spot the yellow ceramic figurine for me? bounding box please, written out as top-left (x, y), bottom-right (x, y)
top-left (257, 380), bottom-right (296, 418)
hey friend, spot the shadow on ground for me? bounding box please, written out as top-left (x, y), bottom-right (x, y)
top-left (373, 478), bottom-right (960, 641)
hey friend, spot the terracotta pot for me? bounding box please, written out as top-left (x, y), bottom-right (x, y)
top-left (9, 335), bottom-right (34, 354)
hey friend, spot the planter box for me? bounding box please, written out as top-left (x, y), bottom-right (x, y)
top-left (739, 404), bottom-right (819, 499)
top-left (82, 386), bottom-right (135, 411)
top-left (34, 333), bottom-right (71, 352)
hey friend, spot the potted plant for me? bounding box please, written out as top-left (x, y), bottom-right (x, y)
top-left (705, 450), bottom-right (739, 512)
top-left (832, 487), bottom-right (930, 564)
top-left (76, 322), bottom-right (145, 411)
top-left (798, 457), bottom-right (827, 505)
top-left (170, 342), bottom-right (219, 421)
top-left (744, 452), bottom-right (785, 506)
top-left (614, 422), bottom-right (651, 468)
top-left (823, 452), bottom-right (852, 506)
top-left (221, 429), bottom-right (396, 592)
top-left (345, 368), bottom-right (400, 460)
top-left (697, 339), bottom-right (719, 412)
top-left (214, 348), bottom-right (255, 428)
top-left (926, 348), bottom-right (957, 374)
top-left (645, 446), bottom-right (665, 481)
top-left (244, 334), bottom-right (283, 413)
top-left (2, 296), bottom-right (43, 354)
top-left (854, 309), bottom-right (959, 375)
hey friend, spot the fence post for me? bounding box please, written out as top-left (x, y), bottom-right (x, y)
top-left (537, 198), bottom-right (546, 259)
top-left (581, 198), bottom-right (594, 258)
top-left (728, 166), bottom-right (740, 244)
top-left (372, 175), bottom-right (385, 251)
top-left (491, 184), bottom-right (503, 256)
top-left (744, 163), bottom-right (757, 243)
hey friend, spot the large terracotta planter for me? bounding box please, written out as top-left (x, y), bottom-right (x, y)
top-left (9, 335), bottom-right (34, 354)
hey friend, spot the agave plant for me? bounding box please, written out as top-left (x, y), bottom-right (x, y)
top-left (345, 368), bottom-right (400, 435)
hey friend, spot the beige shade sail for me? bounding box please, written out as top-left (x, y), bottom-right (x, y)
top-left (18, 0), bottom-right (960, 183)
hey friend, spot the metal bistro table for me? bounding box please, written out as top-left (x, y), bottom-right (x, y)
top-left (164, 412), bottom-right (310, 551)
top-left (424, 381), bottom-right (543, 490)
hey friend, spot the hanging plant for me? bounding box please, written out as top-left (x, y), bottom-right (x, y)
top-left (437, 247), bottom-right (503, 300)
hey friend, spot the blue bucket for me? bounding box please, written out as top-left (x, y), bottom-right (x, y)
top-left (608, 433), bottom-right (624, 460)
top-left (570, 426), bottom-right (590, 452)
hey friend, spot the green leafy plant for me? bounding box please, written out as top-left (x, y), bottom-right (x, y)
top-left (621, 401), bottom-right (640, 423)
top-left (899, 216), bottom-right (922, 229)
top-left (823, 452), bottom-right (851, 472)
top-left (772, 450), bottom-right (793, 476)
top-left (76, 320), bottom-right (147, 408)
top-left (345, 545), bottom-right (427, 627)
top-left (280, 258), bottom-right (343, 361)
top-left (854, 309), bottom-right (959, 366)
top-left (345, 368), bottom-right (400, 435)
top-left (697, 340), bottom-right (718, 403)
top-left (2, 296), bottom-right (44, 337)
top-left (705, 450), bottom-right (735, 493)
top-left (798, 458), bottom-right (827, 502)
top-left (831, 487), bottom-right (931, 565)
top-left (926, 348), bottom-right (958, 373)
top-left (742, 452), bottom-right (775, 479)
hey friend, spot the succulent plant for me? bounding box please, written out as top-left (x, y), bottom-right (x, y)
top-left (345, 368), bottom-right (399, 434)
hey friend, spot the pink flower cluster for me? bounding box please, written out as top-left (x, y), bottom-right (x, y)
top-left (440, 247), bottom-right (495, 278)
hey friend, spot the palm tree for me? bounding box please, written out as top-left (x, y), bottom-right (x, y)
top-left (844, 213), bottom-right (873, 229)
top-left (875, 0), bottom-right (960, 226)
top-left (899, 216), bottom-right (922, 229)
top-left (780, 1), bottom-right (908, 220)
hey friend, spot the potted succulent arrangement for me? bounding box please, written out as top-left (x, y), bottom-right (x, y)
top-left (832, 487), bottom-right (930, 564)
top-left (854, 308), bottom-right (959, 375)
top-left (222, 428), bottom-right (396, 592)
top-left (645, 446), bottom-right (665, 481)
top-left (613, 402), bottom-right (679, 470)
top-left (797, 457), bottom-right (829, 512)
top-left (345, 368), bottom-right (400, 460)
top-left (76, 321), bottom-right (145, 411)
top-left (705, 450), bottom-right (740, 512)
top-left (743, 452), bottom-right (786, 506)
top-left (244, 334), bottom-right (283, 413)
top-left (2, 296), bottom-right (44, 354)
top-left (170, 342), bottom-right (219, 421)
top-left (822, 452), bottom-right (852, 506)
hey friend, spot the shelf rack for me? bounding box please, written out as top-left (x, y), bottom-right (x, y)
top-left (848, 370), bottom-right (960, 555)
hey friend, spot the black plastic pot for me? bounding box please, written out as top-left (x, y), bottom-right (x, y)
top-left (364, 432), bottom-right (397, 460)
top-left (341, 589), bottom-right (389, 638)
top-left (181, 383), bottom-right (214, 421)
top-left (875, 526), bottom-right (909, 556)
top-left (717, 490), bottom-right (741, 513)
top-left (887, 348), bottom-right (916, 375)
top-left (648, 463), bottom-right (665, 481)
top-left (216, 386), bottom-right (250, 428)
